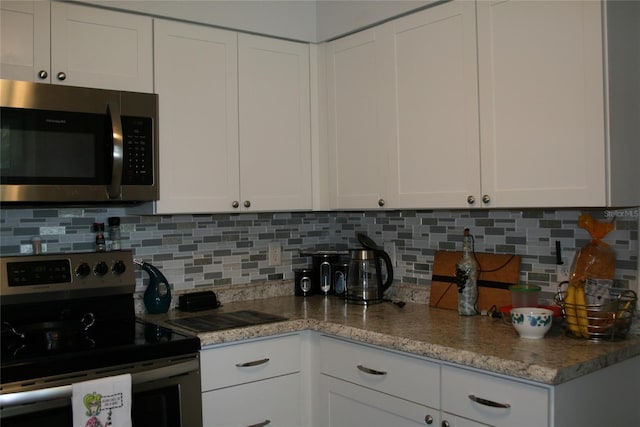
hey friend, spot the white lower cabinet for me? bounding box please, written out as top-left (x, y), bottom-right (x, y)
top-left (441, 365), bottom-right (548, 427)
top-left (200, 334), bottom-right (302, 427)
top-left (319, 375), bottom-right (440, 427)
top-left (198, 332), bottom-right (639, 427)
top-left (318, 335), bottom-right (440, 427)
top-left (203, 373), bottom-right (301, 427)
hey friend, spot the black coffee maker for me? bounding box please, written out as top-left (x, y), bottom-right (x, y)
top-left (299, 249), bottom-right (348, 295)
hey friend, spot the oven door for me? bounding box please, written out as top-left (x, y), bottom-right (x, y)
top-left (0, 355), bottom-right (203, 427)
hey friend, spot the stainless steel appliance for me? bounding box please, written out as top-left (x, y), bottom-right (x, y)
top-left (299, 249), bottom-right (348, 295)
top-left (346, 234), bottom-right (394, 304)
top-left (294, 268), bottom-right (314, 296)
top-left (0, 79), bottom-right (158, 203)
top-left (0, 251), bottom-right (202, 426)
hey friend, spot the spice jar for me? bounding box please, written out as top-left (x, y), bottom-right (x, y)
top-left (93, 222), bottom-right (106, 252)
top-left (108, 216), bottom-right (122, 251)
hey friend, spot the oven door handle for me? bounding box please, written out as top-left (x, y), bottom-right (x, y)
top-left (0, 358), bottom-right (199, 408)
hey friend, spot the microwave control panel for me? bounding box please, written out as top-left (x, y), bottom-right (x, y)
top-left (122, 116), bottom-right (153, 185)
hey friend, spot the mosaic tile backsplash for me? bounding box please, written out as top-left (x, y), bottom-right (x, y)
top-left (1, 207), bottom-right (638, 303)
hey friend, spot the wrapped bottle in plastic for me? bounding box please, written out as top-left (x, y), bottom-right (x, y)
top-left (456, 228), bottom-right (478, 316)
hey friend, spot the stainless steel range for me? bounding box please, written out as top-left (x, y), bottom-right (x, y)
top-left (0, 251), bottom-right (202, 426)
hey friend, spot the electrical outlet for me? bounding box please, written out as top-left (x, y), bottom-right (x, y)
top-left (268, 242), bottom-right (282, 266)
top-left (556, 264), bottom-right (571, 282)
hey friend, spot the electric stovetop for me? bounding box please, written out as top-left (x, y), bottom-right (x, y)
top-left (0, 319), bottom-right (200, 384)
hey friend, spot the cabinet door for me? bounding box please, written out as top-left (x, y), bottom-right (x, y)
top-left (50, 2), bottom-right (152, 92)
top-left (0, 1), bottom-right (49, 82)
top-left (203, 373), bottom-right (302, 427)
top-left (477, 0), bottom-right (606, 207)
top-left (238, 34), bottom-right (312, 211)
top-left (154, 20), bottom-right (239, 214)
top-left (318, 375), bottom-right (439, 427)
top-left (388, 0), bottom-right (481, 209)
top-left (326, 27), bottom-right (395, 210)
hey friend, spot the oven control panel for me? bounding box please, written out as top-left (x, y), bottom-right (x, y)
top-left (1, 251), bottom-right (136, 303)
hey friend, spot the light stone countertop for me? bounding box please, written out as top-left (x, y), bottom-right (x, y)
top-left (140, 294), bottom-right (640, 386)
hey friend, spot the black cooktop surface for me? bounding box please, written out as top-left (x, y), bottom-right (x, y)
top-left (1, 318), bottom-right (200, 384)
top-left (167, 310), bottom-right (288, 332)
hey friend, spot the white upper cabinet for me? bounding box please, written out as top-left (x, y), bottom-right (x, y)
top-left (476, 0), bottom-right (607, 208)
top-left (1, 1), bottom-right (152, 92)
top-left (154, 21), bottom-right (312, 214)
top-left (386, 0), bottom-right (480, 209)
top-left (50, 2), bottom-right (152, 92)
top-left (238, 34), bottom-right (312, 212)
top-left (326, 27), bottom-right (395, 210)
top-left (154, 20), bottom-right (240, 214)
top-left (326, 0), bottom-right (639, 209)
top-left (0, 1), bottom-right (50, 82)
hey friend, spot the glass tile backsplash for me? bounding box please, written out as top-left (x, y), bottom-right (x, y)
top-left (1, 207), bottom-right (637, 300)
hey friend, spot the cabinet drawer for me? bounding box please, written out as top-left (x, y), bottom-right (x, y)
top-left (320, 375), bottom-right (440, 427)
top-left (203, 373), bottom-right (301, 427)
top-left (442, 365), bottom-right (549, 427)
top-left (319, 335), bottom-right (440, 408)
top-left (201, 334), bottom-right (300, 391)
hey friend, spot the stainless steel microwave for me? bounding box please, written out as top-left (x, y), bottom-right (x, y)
top-left (0, 79), bottom-right (158, 203)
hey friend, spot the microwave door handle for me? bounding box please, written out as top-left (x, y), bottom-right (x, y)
top-left (107, 100), bottom-right (124, 199)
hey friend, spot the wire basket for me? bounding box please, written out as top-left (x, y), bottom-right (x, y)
top-left (555, 288), bottom-right (637, 341)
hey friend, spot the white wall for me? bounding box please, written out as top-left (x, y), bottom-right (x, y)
top-left (315, 0), bottom-right (434, 41)
top-left (80, 0), bottom-right (436, 42)
top-left (87, 0), bottom-right (318, 41)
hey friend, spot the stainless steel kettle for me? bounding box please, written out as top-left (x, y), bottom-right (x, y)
top-left (346, 233), bottom-right (393, 304)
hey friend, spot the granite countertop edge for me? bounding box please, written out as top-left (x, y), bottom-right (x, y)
top-left (138, 290), bottom-right (640, 387)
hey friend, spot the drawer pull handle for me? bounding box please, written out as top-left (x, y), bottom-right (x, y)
top-left (236, 358), bottom-right (270, 368)
top-left (247, 420), bottom-right (270, 427)
top-left (357, 364), bottom-right (387, 376)
top-left (468, 394), bottom-right (511, 409)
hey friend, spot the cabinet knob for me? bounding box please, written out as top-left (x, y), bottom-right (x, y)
top-left (247, 420), bottom-right (271, 427)
top-left (424, 414), bottom-right (434, 424)
top-left (467, 195), bottom-right (475, 205)
top-left (56, 71), bottom-right (67, 81)
top-left (482, 194), bottom-right (491, 204)
top-left (232, 201), bottom-right (239, 208)
top-left (38, 70), bottom-right (48, 79)
top-left (378, 198), bottom-right (385, 207)
top-left (244, 200), bottom-right (251, 208)
top-left (441, 421), bottom-right (450, 427)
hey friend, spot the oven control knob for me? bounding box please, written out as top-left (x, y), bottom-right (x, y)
top-left (76, 262), bottom-right (91, 278)
top-left (112, 260), bottom-right (127, 275)
top-left (94, 261), bottom-right (109, 276)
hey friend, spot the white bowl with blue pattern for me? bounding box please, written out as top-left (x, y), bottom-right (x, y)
top-left (511, 307), bottom-right (553, 339)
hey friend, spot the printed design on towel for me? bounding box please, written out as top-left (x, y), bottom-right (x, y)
top-left (82, 391), bottom-right (123, 427)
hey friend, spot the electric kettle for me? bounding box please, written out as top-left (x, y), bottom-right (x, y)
top-left (135, 259), bottom-right (172, 314)
top-left (346, 233), bottom-right (394, 304)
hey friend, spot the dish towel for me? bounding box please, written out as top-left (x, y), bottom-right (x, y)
top-left (72, 373), bottom-right (132, 427)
